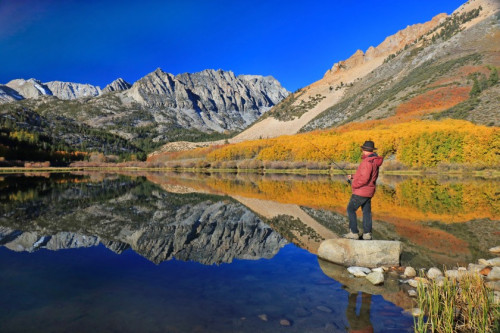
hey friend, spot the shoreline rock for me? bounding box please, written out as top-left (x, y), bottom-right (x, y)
top-left (317, 239), bottom-right (402, 268)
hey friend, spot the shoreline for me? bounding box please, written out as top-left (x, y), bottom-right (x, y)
top-left (1, 166), bottom-right (499, 178)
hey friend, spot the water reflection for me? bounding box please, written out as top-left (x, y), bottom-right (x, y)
top-left (1, 172), bottom-right (498, 268)
top-left (346, 293), bottom-right (373, 333)
top-left (0, 173), bottom-right (287, 265)
top-left (126, 171), bottom-right (498, 268)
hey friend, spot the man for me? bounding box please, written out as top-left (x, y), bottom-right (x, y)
top-left (344, 140), bottom-right (383, 240)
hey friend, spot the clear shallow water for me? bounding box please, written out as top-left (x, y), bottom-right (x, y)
top-left (1, 172), bottom-right (497, 332)
top-left (0, 244), bottom-right (413, 332)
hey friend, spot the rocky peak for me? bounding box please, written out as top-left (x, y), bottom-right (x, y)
top-left (45, 81), bottom-right (102, 100)
top-left (6, 78), bottom-right (52, 99)
top-left (102, 78), bottom-right (132, 93)
top-left (325, 13), bottom-right (447, 78)
top-left (125, 68), bottom-right (289, 131)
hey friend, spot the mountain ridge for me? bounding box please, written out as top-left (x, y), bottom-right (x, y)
top-left (229, 0), bottom-right (499, 143)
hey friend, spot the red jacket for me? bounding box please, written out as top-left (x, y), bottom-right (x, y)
top-left (351, 153), bottom-right (383, 198)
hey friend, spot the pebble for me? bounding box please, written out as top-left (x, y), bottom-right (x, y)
top-left (427, 267), bottom-right (443, 280)
top-left (486, 266), bottom-right (500, 281)
top-left (258, 314), bottom-right (268, 322)
top-left (280, 319), bottom-right (292, 327)
top-left (372, 267), bottom-right (384, 273)
top-left (408, 289), bottom-right (417, 297)
top-left (489, 246), bottom-right (500, 254)
top-left (404, 266), bottom-right (417, 278)
top-left (366, 271), bottom-right (384, 285)
top-left (347, 266), bottom-right (371, 277)
top-left (316, 305), bottom-right (332, 313)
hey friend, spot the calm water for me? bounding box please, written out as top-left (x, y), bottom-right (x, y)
top-left (0, 172), bottom-right (498, 332)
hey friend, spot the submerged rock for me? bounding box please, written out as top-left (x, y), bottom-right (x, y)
top-left (316, 305), bottom-right (332, 313)
top-left (258, 314), bottom-right (268, 322)
top-left (280, 319), bottom-right (292, 326)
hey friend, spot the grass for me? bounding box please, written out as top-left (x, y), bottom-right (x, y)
top-left (414, 272), bottom-right (499, 333)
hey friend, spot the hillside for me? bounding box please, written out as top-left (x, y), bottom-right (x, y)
top-left (232, 0), bottom-right (499, 142)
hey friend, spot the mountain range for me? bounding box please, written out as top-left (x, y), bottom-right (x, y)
top-left (0, 0), bottom-right (498, 163)
top-left (0, 68), bottom-right (288, 159)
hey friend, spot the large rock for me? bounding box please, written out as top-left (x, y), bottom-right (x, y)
top-left (486, 267), bottom-right (500, 281)
top-left (486, 258), bottom-right (500, 267)
top-left (317, 239), bottom-right (402, 268)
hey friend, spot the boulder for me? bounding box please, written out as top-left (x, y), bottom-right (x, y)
top-left (486, 258), bottom-right (500, 267)
top-left (317, 239), bottom-right (402, 268)
top-left (366, 271), bottom-right (384, 285)
top-left (486, 267), bottom-right (500, 281)
top-left (468, 264), bottom-right (486, 273)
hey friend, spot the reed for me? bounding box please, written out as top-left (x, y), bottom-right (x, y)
top-left (414, 272), bottom-right (499, 332)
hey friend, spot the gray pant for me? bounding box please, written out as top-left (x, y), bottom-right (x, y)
top-left (347, 194), bottom-right (372, 234)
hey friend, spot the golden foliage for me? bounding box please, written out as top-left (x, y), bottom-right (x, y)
top-left (205, 119), bottom-right (499, 167)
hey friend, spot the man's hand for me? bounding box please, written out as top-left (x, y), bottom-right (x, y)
top-left (347, 174), bottom-right (353, 180)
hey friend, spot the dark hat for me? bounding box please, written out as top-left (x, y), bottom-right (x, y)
top-left (360, 140), bottom-right (377, 151)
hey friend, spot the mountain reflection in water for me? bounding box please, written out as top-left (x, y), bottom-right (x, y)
top-left (0, 173), bottom-right (287, 265)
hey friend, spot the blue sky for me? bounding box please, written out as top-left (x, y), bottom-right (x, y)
top-left (0, 0), bottom-right (465, 91)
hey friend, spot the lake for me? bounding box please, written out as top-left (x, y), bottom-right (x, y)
top-left (0, 171), bottom-right (498, 332)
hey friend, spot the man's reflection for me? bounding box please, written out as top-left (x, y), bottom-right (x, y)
top-left (346, 292), bottom-right (373, 333)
